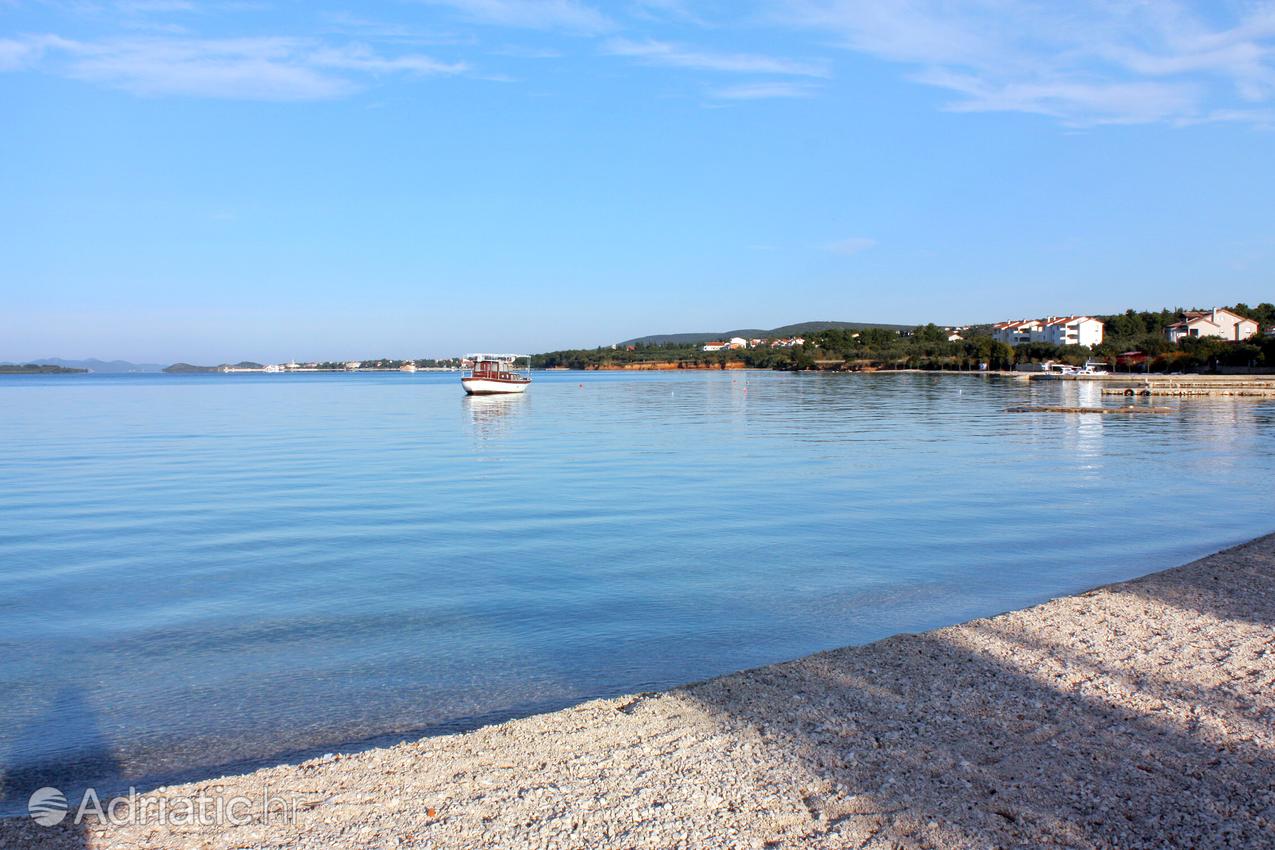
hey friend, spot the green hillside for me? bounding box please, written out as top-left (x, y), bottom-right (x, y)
top-left (619, 320), bottom-right (915, 347)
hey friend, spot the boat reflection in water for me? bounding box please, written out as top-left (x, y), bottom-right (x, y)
top-left (464, 392), bottom-right (528, 443)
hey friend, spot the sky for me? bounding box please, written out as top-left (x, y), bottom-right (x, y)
top-left (2, 0), bottom-right (1274, 362)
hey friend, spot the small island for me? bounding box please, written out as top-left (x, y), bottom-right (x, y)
top-left (0, 363), bottom-right (88, 374)
top-left (164, 361), bottom-right (265, 373)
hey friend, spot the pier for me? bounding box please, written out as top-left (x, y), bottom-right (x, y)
top-left (1006, 405), bottom-right (1174, 414)
top-left (1097, 376), bottom-right (1275, 397)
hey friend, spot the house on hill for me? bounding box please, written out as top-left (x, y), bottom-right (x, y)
top-left (1165, 308), bottom-right (1259, 343)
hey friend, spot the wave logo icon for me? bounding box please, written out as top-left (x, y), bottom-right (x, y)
top-left (28, 787), bottom-right (68, 826)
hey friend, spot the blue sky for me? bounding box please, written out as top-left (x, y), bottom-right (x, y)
top-left (2, 0), bottom-right (1274, 362)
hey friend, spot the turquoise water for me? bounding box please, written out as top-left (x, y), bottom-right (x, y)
top-left (2, 370), bottom-right (1273, 811)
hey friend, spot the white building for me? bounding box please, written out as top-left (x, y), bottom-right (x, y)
top-left (1037, 316), bottom-right (1104, 347)
top-left (993, 316), bottom-right (1103, 347)
top-left (702, 341), bottom-right (728, 352)
top-left (1165, 308), bottom-right (1259, 343)
top-left (728, 337), bottom-right (748, 350)
top-left (992, 319), bottom-right (1042, 345)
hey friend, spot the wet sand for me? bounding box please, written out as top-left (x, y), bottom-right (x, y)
top-left (6, 534), bottom-right (1273, 849)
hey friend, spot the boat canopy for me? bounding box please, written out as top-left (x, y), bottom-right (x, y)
top-left (464, 353), bottom-right (528, 362)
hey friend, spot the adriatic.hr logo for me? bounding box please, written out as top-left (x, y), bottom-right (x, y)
top-left (22, 783), bottom-right (303, 828)
top-left (28, 787), bottom-right (69, 826)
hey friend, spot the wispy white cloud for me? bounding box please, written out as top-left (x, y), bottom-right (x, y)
top-left (66, 1), bottom-right (270, 19)
top-left (308, 43), bottom-right (466, 75)
top-left (113, 0), bottom-right (197, 12)
top-left (0, 39), bottom-right (39, 71)
top-left (826, 236), bottom-right (876, 255)
top-left (416, 0), bottom-right (612, 34)
top-left (771, 0), bottom-right (1275, 126)
top-left (1176, 106), bottom-right (1275, 129)
top-left (490, 44), bottom-right (563, 59)
top-left (0, 34), bottom-right (468, 100)
top-left (317, 11), bottom-right (476, 46)
top-left (711, 80), bottom-right (817, 99)
top-left (605, 37), bottom-right (828, 77)
top-left (912, 67), bottom-right (1200, 126)
top-left (0, 34), bottom-right (73, 71)
top-left (627, 0), bottom-right (718, 26)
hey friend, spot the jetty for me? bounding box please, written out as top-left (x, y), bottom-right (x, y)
top-left (1100, 377), bottom-right (1275, 397)
top-left (1006, 405), bottom-right (1173, 414)
top-left (6, 535), bottom-right (1272, 849)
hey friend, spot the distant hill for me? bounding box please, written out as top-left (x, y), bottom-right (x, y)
top-left (620, 320), bottom-right (916, 347)
top-left (31, 357), bottom-right (164, 372)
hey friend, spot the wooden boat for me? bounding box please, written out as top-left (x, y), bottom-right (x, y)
top-left (461, 354), bottom-right (531, 395)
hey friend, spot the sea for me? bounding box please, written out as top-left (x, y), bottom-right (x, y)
top-left (2, 369), bottom-right (1273, 814)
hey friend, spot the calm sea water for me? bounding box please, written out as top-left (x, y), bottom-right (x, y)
top-left (2, 370), bottom-right (1273, 811)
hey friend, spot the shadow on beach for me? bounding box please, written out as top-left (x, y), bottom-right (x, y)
top-left (663, 533), bottom-right (1275, 847)
top-left (1, 686), bottom-right (112, 849)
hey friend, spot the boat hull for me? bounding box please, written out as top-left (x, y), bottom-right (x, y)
top-left (461, 377), bottom-right (530, 395)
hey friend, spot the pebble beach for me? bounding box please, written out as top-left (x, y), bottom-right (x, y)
top-left (5, 534), bottom-right (1273, 849)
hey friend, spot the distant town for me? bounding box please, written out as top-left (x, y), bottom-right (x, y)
top-left (689, 307), bottom-right (1266, 354)
top-left (162, 358), bottom-right (464, 374)
top-left (534, 304), bottom-right (1275, 374)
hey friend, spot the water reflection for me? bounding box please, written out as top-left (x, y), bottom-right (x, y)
top-left (464, 393), bottom-right (528, 442)
top-left (1074, 381), bottom-right (1103, 407)
top-left (1178, 399), bottom-right (1264, 478)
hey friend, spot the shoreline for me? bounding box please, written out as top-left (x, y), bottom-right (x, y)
top-left (5, 534), bottom-right (1274, 848)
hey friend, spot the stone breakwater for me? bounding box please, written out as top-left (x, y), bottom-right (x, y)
top-left (5, 535), bottom-right (1273, 849)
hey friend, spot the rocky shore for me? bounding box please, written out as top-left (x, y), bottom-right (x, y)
top-left (6, 535), bottom-right (1273, 849)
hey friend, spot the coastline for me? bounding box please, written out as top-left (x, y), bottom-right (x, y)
top-left (5, 534), bottom-right (1273, 849)
top-left (578, 361), bottom-right (750, 370)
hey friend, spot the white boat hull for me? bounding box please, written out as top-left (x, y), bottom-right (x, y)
top-left (461, 377), bottom-right (530, 395)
